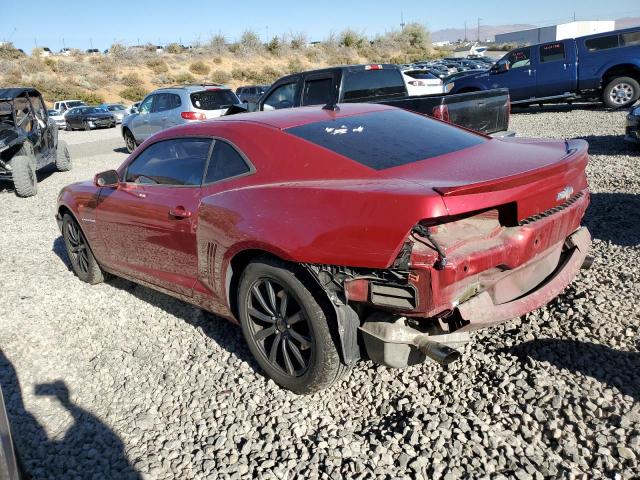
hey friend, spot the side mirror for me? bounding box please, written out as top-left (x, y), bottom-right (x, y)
top-left (130, 106), bottom-right (138, 114)
top-left (492, 62), bottom-right (509, 74)
top-left (94, 170), bottom-right (120, 188)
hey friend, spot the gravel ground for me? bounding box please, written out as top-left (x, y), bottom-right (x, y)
top-left (0, 108), bottom-right (638, 480)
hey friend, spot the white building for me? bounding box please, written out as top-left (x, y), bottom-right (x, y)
top-left (495, 21), bottom-right (616, 45)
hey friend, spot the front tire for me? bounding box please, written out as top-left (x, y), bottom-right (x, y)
top-left (124, 129), bottom-right (136, 153)
top-left (62, 214), bottom-right (105, 284)
top-left (11, 154), bottom-right (37, 197)
top-left (54, 139), bottom-right (72, 171)
top-left (83, 121), bottom-right (91, 131)
top-left (603, 76), bottom-right (640, 109)
top-left (238, 258), bottom-right (348, 394)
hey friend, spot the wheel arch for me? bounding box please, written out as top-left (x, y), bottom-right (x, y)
top-left (601, 63), bottom-right (640, 85)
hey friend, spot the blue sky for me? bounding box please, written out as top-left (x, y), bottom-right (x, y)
top-left (3, 0), bottom-right (639, 51)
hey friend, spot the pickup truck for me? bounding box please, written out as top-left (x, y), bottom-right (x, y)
top-left (254, 64), bottom-right (512, 136)
top-left (448, 26), bottom-right (640, 109)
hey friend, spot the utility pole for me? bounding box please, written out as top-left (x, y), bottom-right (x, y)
top-left (265, 25), bottom-right (269, 42)
top-left (573, 11), bottom-right (576, 22)
top-left (477, 17), bottom-right (482, 42)
top-left (400, 12), bottom-right (406, 32)
top-left (464, 21), bottom-right (468, 42)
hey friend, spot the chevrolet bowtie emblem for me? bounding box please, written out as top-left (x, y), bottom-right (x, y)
top-left (556, 186), bottom-right (574, 202)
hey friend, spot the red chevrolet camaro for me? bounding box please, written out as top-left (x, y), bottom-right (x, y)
top-left (57, 103), bottom-right (591, 393)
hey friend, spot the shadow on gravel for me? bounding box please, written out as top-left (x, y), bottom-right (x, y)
top-left (584, 193), bottom-right (640, 246)
top-left (511, 103), bottom-right (604, 115)
top-left (506, 339), bottom-right (639, 403)
top-left (106, 276), bottom-right (261, 372)
top-left (578, 134), bottom-right (640, 156)
top-left (113, 146), bottom-right (129, 154)
top-left (52, 236), bottom-right (72, 270)
top-left (0, 349), bottom-right (141, 479)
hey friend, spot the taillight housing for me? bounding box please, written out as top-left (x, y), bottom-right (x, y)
top-left (432, 104), bottom-right (450, 122)
top-left (181, 111), bottom-right (206, 121)
top-left (408, 80), bottom-right (426, 86)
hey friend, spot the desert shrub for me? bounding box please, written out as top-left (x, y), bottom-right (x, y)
top-left (75, 91), bottom-right (105, 104)
top-left (304, 47), bottom-right (322, 62)
top-left (261, 65), bottom-right (282, 83)
top-left (339, 29), bottom-right (365, 48)
top-left (120, 73), bottom-right (142, 87)
top-left (43, 58), bottom-right (56, 69)
top-left (0, 43), bottom-right (25, 60)
top-left (209, 70), bottom-right (231, 84)
top-left (189, 61), bottom-right (210, 75)
top-left (147, 58), bottom-right (168, 73)
top-left (207, 34), bottom-right (227, 55)
top-left (286, 58), bottom-right (304, 74)
top-left (108, 43), bottom-right (127, 58)
top-left (290, 32), bottom-right (307, 50)
top-left (266, 36), bottom-right (282, 55)
top-left (2, 69), bottom-right (22, 85)
top-left (212, 57), bottom-right (222, 65)
top-left (120, 86), bottom-right (148, 101)
top-left (174, 72), bottom-right (195, 84)
top-left (151, 74), bottom-right (175, 86)
top-left (165, 43), bottom-right (183, 54)
top-left (231, 67), bottom-right (259, 82)
top-left (239, 30), bottom-right (263, 53)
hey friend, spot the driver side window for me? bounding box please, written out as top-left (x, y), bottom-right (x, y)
top-left (125, 138), bottom-right (212, 186)
top-left (506, 48), bottom-right (531, 70)
top-left (263, 83), bottom-right (297, 110)
top-left (139, 95), bottom-right (154, 114)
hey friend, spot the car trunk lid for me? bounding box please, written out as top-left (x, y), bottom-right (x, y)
top-left (389, 137), bottom-right (589, 222)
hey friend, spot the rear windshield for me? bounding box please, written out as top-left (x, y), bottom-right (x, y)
top-left (67, 101), bottom-right (85, 108)
top-left (285, 109), bottom-right (485, 170)
top-left (404, 71), bottom-right (438, 80)
top-left (190, 90), bottom-right (239, 110)
top-left (342, 69), bottom-right (406, 102)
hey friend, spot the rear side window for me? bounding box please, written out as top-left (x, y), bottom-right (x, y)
top-left (190, 90), bottom-right (238, 110)
top-left (506, 48), bottom-right (531, 69)
top-left (125, 138), bottom-right (212, 186)
top-left (204, 140), bottom-right (250, 183)
top-left (154, 93), bottom-right (181, 112)
top-left (621, 31), bottom-right (640, 47)
top-left (342, 69), bottom-right (406, 101)
top-left (540, 42), bottom-right (565, 63)
top-left (585, 34), bottom-right (619, 52)
top-left (285, 109), bottom-right (485, 170)
top-left (302, 78), bottom-right (333, 106)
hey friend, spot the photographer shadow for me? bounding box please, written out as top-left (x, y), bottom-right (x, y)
top-left (0, 349), bottom-right (140, 479)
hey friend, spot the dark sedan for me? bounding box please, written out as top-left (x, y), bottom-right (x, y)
top-left (65, 107), bottom-right (116, 131)
top-left (625, 104), bottom-right (640, 144)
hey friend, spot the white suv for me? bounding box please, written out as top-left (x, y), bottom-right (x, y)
top-left (53, 100), bottom-right (87, 116)
top-left (121, 84), bottom-right (241, 153)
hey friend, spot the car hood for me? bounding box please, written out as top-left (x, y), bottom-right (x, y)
top-left (384, 137), bottom-right (589, 221)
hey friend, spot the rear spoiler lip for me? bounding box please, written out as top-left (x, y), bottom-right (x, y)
top-left (433, 139), bottom-right (587, 197)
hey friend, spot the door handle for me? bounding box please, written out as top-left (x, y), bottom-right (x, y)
top-left (169, 206), bottom-right (192, 219)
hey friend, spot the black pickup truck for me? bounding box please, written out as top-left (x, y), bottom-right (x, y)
top-left (254, 64), bottom-right (512, 136)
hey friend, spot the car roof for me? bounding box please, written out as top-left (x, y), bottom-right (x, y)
top-left (0, 87), bottom-right (41, 101)
top-left (159, 104), bottom-right (396, 135)
top-left (154, 84), bottom-right (232, 93)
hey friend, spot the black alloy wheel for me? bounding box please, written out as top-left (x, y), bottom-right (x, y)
top-left (246, 278), bottom-right (313, 377)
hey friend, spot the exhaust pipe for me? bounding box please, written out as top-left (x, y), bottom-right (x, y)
top-left (582, 255), bottom-right (594, 270)
top-left (416, 338), bottom-right (461, 365)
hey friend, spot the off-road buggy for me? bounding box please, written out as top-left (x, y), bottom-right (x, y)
top-left (0, 88), bottom-right (71, 197)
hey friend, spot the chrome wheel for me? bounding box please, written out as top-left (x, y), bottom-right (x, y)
top-left (246, 278), bottom-right (312, 377)
top-left (609, 82), bottom-right (634, 105)
top-left (124, 131), bottom-right (136, 153)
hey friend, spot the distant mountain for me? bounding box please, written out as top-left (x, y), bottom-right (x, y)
top-left (432, 16), bottom-right (640, 43)
top-left (616, 17), bottom-right (640, 29)
top-left (432, 24), bottom-right (537, 42)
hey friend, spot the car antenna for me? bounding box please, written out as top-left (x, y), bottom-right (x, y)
top-left (322, 102), bottom-right (340, 112)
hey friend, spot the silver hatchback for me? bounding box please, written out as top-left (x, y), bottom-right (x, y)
top-left (121, 84), bottom-right (241, 153)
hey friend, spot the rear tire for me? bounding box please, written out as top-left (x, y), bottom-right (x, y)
top-left (54, 140), bottom-right (72, 171)
top-left (603, 76), bottom-right (640, 109)
top-left (62, 213), bottom-right (105, 284)
top-left (237, 257), bottom-right (348, 394)
top-left (11, 154), bottom-right (37, 197)
top-left (83, 121), bottom-right (91, 131)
